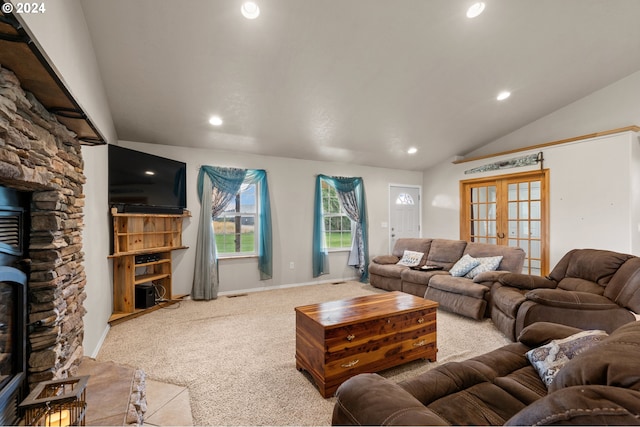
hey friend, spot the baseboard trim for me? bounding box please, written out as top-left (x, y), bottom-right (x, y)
top-left (217, 276), bottom-right (360, 297)
top-left (89, 324), bottom-right (110, 358)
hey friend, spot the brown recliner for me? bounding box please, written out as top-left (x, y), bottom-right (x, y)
top-left (332, 321), bottom-right (640, 426)
top-left (491, 249), bottom-right (640, 340)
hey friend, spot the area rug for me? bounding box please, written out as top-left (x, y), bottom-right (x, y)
top-left (96, 282), bottom-right (511, 425)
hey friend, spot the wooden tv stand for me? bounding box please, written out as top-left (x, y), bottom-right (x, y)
top-left (108, 208), bottom-right (190, 324)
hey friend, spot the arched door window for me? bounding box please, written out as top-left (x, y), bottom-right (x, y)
top-left (396, 193), bottom-right (415, 205)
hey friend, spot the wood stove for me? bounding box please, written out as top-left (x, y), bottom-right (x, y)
top-left (0, 266), bottom-right (26, 425)
top-left (0, 186), bottom-right (29, 424)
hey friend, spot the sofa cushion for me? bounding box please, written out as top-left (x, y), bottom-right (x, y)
top-left (372, 254), bottom-right (400, 265)
top-left (493, 366), bottom-right (548, 405)
top-left (472, 270), bottom-right (509, 284)
top-left (448, 254), bottom-right (480, 277)
top-left (369, 262), bottom-right (406, 279)
top-left (563, 249), bottom-right (633, 285)
top-left (333, 373), bottom-right (449, 426)
top-left (426, 239), bottom-right (467, 270)
top-left (425, 287), bottom-right (487, 320)
top-left (548, 320), bottom-right (640, 392)
top-left (400, 343), bottom-right (531, 404)
top-left (465, 256), bottom-right (503, 279)
top-left (428, 275), bottom-right (489, 299)
top-left (525, 289), bottom-right (620, 310)
top-left (391, 238), bottom-right (432, 258)
top-left (396, 250), bottom-right (424, 267)
top-left (499, 273), bottom-right (556, 290)
top-left (557, 277), bottom-right (605, 294)
top-left (506, 385), bottom-right (640, 426)
top-left (517, 322), bottom-right (585, 347)
top-left (424, 382), bottom-right (527, 425)
top-left (525, 329), bottom-right (608, 387)
top-left (604, 257), bottom-right (640, 313)
top-left (464, 242), bottom-right (525, 273)
top-left (400, 268), bottom-right (447, 286)
top-left (492, 286), bottom-right (528, 317)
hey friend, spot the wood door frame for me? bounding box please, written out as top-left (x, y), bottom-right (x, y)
top-left (460, 169), bottom-right (550, 275)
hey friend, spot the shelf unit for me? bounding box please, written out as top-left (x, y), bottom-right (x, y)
top-left (109, 208), bottom-right (190, 324)
top-left (112, 208), bottom-right (188, 255)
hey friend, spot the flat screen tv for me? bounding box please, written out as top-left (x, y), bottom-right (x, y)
top-left (108, 145), bottom-right (186, 214)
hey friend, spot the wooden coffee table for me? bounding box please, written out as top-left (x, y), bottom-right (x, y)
top-left (295, 291), bottom-right (438, 397)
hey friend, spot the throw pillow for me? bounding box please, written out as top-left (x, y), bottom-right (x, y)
top-left (464, 255), bottom-right (503, 279)
top-left (448, 254), bottom-right (480, 277)
top-left (396, 250), bottom-right (424, 267)
top-left (526, 329), bottom-right (608, 387)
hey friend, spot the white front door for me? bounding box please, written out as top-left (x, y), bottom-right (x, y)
top-left (389, 185), bottom-right (421, 251)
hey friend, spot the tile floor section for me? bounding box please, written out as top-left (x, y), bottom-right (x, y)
top-left (77, 357), bottom-right (193, 426)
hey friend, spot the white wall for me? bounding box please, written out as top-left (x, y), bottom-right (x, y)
top-left (80, 145), bottom-right (112, 356)
top-left (424, 69), bottom-right (640, 267)
top-left (423, 131), bottom-right (640, 269)
top-left (117, 141), bottom-right (423, 295)
top-left (466, 70), bottom-right (640, 159)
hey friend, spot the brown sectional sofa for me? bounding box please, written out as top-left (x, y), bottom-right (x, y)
top-left (371, 240), bottom-right (640, 340)
top-left (492, 248), bottom-right (640, 340)
top-left (332, 320), bottom-right (640, 425)
top-left (369, 238), bottom-right (526, 320)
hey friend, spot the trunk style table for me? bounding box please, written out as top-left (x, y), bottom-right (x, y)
top-left (295, 291), bottom-right (438, 397)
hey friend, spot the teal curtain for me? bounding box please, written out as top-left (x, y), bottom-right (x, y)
top-left (245, 169), bottom-right (273, 280)
top-left (192, 166), bottom-right (272, 300)
top-left (312, 175), bottom-right (369, 282)
top-left (192, 172), bottom-right (218, 300)
top-left (312, 176), bottom-right (330, 277)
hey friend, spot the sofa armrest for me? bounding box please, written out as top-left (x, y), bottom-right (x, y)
top-left (332, 373), bottom-right (448, 426)
top-left (517, 322), bottom-right (584, 347)
top-left (372, 255), bottom-right (400, 265)
top-left (505, 385), bottom-right (640, 426)
top-left (472, 270), bottom-right (510, 284)
top-left (499, 273), bottom-right (556, 290)
top-left (525, 289), bottom-right (620, 310)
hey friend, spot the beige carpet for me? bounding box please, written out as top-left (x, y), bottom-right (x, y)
top-left (97, 282), bottom-right (511, 425)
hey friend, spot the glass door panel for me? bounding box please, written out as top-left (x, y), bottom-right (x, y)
top-left (461, 170), bottom-right (548, 275)
top-left (504, 177), bottom-right (545, 275)
top-left (468, 184), bottom-right (497, 244)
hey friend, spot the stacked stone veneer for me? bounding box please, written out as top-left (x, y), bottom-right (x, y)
top-left (0, 66), bottom-right (86, 386)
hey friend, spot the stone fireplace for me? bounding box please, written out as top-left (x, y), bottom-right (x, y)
top-left (0, 64), bottom-right (87, 392)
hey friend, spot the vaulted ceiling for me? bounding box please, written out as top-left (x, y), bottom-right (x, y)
top-left (80, 0), bottom-right (640, 170)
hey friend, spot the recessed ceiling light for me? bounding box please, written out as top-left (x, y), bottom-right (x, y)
top-left (209, 116), bottom-right (223, 126)
top-left (241, 1), bottom-right (260, 19)
top-left (496, 91), bottom-right (511, 101)
top-left (407, 147), bottom-right (418, 154)
top-left (466, 2), bottom-right (485, 18)
top-left (145, 170), bottom-right (155, 176)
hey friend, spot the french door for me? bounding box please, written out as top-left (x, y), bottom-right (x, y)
top-left (460, 170), bottom-right (549, 276)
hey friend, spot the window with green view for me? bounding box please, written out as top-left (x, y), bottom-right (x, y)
top-left (321, 180), bottom-right (352, 249)
top-left (214, 183), bottom-right (258, 255)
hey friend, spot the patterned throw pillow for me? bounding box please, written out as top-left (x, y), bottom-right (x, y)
top-left (396, 250), bottom-right (424, 267)
top-left (526, 329), bottom-right (608, 387)
top-left (448, 254), bottom-right (480, 277)
top-left (464, 255), bottom-right (503, 279)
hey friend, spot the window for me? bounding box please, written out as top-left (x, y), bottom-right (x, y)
top-left (396, 193), bottom-right (415, 205)
top-left (321, 180), bottom-right (353, 249)
top-left (460, 170), bottom-right (549, 276)
top-left (214, 182), bottom-right (258, 256)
